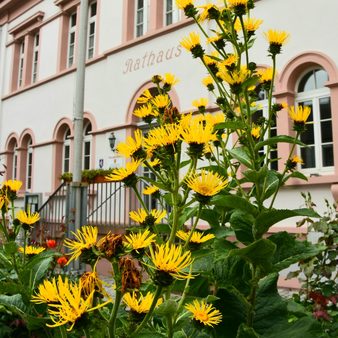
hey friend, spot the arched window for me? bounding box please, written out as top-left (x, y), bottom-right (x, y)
top-left (12, 142), bottom-right (18, 180)
top-left (296, 68), bottom-right (333, 171)
top-left (26, 139), bottom-right (33, 190)
top-left (252, 88), bottom-right (278, 170)
top-left (63, 128), bottom-right (71, 173)
top-left (83, 121), bottom-right (92, 170)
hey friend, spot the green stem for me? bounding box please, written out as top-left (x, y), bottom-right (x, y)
top-left (83, 327), bottom-right (91, 338)
top-left (183, 205), bottom-right (202, 250)
top-left (23, 230), bottom-right (27, 265)
top-left (247, 265), bottom-right (259, 327)
top-left (174, 264), bottom-right (193, 323)
top-left (107, 290), bottom-right (122, 338)
top-left (1, 210), bottom-right (9, 241)
top-left (132, 186), bottom-right (149, 212)
top-left (133, 286), bottom-right (163, 336)
top-left (58, 326), bottom-right (67, 338)
top-left (166, 313), bottom-right (174, 338)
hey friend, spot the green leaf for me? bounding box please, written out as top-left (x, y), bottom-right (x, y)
top-left (253, 273), bottom-right (288, 335)
top-left (255, 208), bottom-right (320, 237)
top-left (236, 324), bottom-right (260, 338)
top-left (229, 147), bottom-right (252, 169)
top-left (214, 121), bottom-right (247, 131)
top-left (0, 251), bottom-right (13, 269)
top-left (141, 176), bottom-right (168, 190)
top-left (215, 287), bottom-right (248, 338)
top-left (230, 210), bottom-right (255, 245)
top-left (268, 232), bottom-right (326, 271)
top-left (229, 239), bottom-right (276, 273)
top-left (180, 159), bottom-right (191, 169)
top-left (212, 195), bottom-right (258, 216)
top-left (283, 171), bottom-right (308, 182)
top-left (255, 135), bottom-right (304, 151)
top-left (177, 206), bottom-right (198, 228)
top-left (155, 299), bottom-right (177, 316)
top-left (262, 316), bottom-right (322, 338)
top-left (200, 208), bottom-right (220, 228)
top-left (133, 331), bottom-right (166, 338)
top-left (3, 242), bottom-right (18, 255)
top-left (0, 294), bottom-right (28, 317)
top-left (262, 171), bottom-right (279, 200)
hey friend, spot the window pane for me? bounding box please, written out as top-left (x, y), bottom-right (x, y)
top-left (319, 97), bottom-right (331, 120)
top-left (71, 13), bottom-right (77, 26)
top-left (64, 145), bottom-right (70, 158)
top-left (300, 123), bottom-right (314, 145)
top-left (166, 0), bottom-right (173, 11)
top-left (315, 69), bottom-right (328, 89)
top-left (301, 146), bottom-right (316, 168)
top-left (90, 2), bottom-right (97, 16)
top-left (321, 121), bottom-right (332, 143)
top-left (166, 13), bottom-right (173, 25)
top-left (137, 11), bottom-right (143, 24)
top-left (137, 0), bottom-right (144, 8)
top-left (298, 70), bottom-right (315, 92)
top-left (322, 144), bottom-right (334, 167)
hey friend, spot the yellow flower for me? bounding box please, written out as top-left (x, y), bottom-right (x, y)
top-left (264, 29), bottom-right (289, 54)
top-left (218, 66), bottom-right (248, 85)
top-left (124, 229), bottom-right (156, 251)
top-left (0, 196), bottom-right (4, 210)
top-left (176, 0), bottom-right (194, 11)
top-left (123, 291), bottom-right (163, 313)
top-left (143, 185), bottom-right (160, 195)
top-left (235, 17), bottom-right (263, 33)
top-left (176, 230), bottom-right (215, 243)
top-left (186, 170), bottom-right (228, 198)
top-left (180, 32), bottom-right (204, 58)
top-left (129, 209), bottom-right (167, 226)
top-left (116, 129), bottom-right (145, 160)
top-left (185, 299), bottom-right (222, 327)
top-left (2, 179), bottom-right (22, 192)
top-left (105, 159), bottom-right (142, 186)
top-left (219, 54), bottom-right (238, 70)
top-left (144, 124), bottom-right (181, 152)
top-left (150, 243), bottom-right (193, 281)
top-left (47, 280), bottom-right (109, 331)
top-left (133, 103), bottom-right (159, 119)
top-left (19, 245), bottom-right (45, 255)
top-left (227, 0), bottom-right (248, 15)
top-left (288, 105), bottom-right (311, 125)
top-left (181, 120), bottom-right (216, 147)
top-left (31, 276), bottom-right (68, 304)
top-left (162, 73), bottom-right (179, 87)
top-left (192, 98), bottom-right (208, 110)
top-left (198, 4), bottom-right (220, 22)
top-left (257, 67), bottom-right (274, 84)
top-left (291, 155), bottom-right (303, 165)
top-left (63, 226), bottom-right (98, 264)
top-left (202, 75), bottom-right (214, 90)
top-left (16, 209), bottom-right (40, 227)
top-left (251, 125), bottom-right (261, 139)
top-left (152, 94), bottom-right (170, 110)
top-left (137, 89), bottom-right (153, 104)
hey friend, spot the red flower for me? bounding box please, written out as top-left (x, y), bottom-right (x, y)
top-left (57, 256), bottom-right (68, 267)
top-left (46, 239), bottom-right (57, 248)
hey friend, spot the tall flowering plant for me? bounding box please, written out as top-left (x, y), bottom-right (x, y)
top-left (0, 1), bottom-right (330, 337)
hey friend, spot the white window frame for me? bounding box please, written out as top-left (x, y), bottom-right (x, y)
top-left (31, 33), bottom-right (39, 83)
top-left (135, 0), bottom-right (148, 38)
top-left (296, 88), bottom-right (333, 175)
top-left (18, 40), bottom-right (25, 87)
top-left (164, 0), bottom-right (180, 26)
top-left (63, 130), bottom-right (71, 172)
top-left (87, 2), bottom-right (97, 59)
top-left (253, 92), bottom-right (278, 171)
top-left (26, 140), bottom-right (33, 190)
top-left (67, 12), bottom-right (77, 67)
top-left (12, 146), bottom-right (18, 179)
top-left (83, 123), bottom-right (92, 170)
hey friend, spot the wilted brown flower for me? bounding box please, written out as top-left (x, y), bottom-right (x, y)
top-left (96, 233), bottom-right (124, 259)
top-left (119, 256), bottom-right (142, 293)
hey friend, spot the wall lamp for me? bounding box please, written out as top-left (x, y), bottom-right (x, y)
top-left (108, 132), bottom-right (116, 151)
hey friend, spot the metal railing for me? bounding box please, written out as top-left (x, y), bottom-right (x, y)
top-left (34, 180), bottom-right (140, 243)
